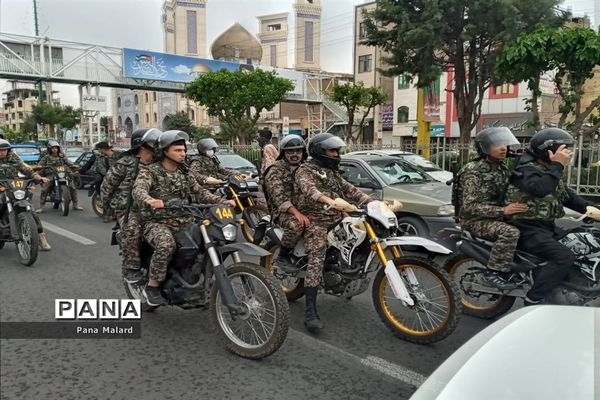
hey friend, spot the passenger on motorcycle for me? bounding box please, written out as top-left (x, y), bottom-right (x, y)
top-left (294, 133), bottom-right (374, 332)
top-left (101, 128), bottom-right (162, 283)
top-left (506, 128), bottom-right (600, 305)
top-left (454, 127), bottom-right (528, 289)
top-left (257, 128), bottom-right (279, 177)
top-left (36, 139), bottom-right (82, 212)
top-left (263, 134), bottom-right (310, 269)
top-left (0, 139), bottom-right (51, 250)
top-left (189, 138), bottom-right (241, 188)
top-left (81, 141), bottom-right (121, 222)
top-left (132, 130), bottom-right (235, 306)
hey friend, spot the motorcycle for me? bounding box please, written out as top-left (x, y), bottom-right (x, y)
top-left (40, 165), bottom-right (74, 216)
top-left (440, 215), bottom-right (600, 319)
top-left (0, 178), bottom-right (40, 266)
top-left (259, 200), bottom-right (462, 345)
top-left (217, 175), bottom-right (268, 243)
top-left (88, 178), bottom-right (104, 218)
top-left (112, 202), bottom-right (289, 359)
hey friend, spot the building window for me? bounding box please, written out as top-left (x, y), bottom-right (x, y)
top-left (304, 21), bottom-right (313, 62)
top-left (117, 97), bottom-right (121, 108)
top-left (18, 112), bottom-right (23, 120)
top-left (359, 22), bottom-right (368, 40)
top-left (187, 10), bottom-right (197, 54)
top-left (17, 100), bottom-right (23, 108)
top-left (144, 93), bottom-right (149, 102)
top-left (267, 24), bottom-right (281, 31)
top-left (134, 114), bottom-right (139, 124)
top-left (270, 45), bottom-right (277, 67)
top-left (397, 106), bottom-right (409, 123)
top-left (398, 74), bottom-right (411, 89)
top-left (134, 95), bottom-right (138, 105)
top-left (490, 83), bottom-right (518, 99)
top-left (145, 113), bottom-right (149, 123)
top-left (153, 92), bottom-right (157, 101)
top-left (118, 116), bottom-right (122, 126)
top-left (358, 55), bottom-right (372, 73)
top-left (153, 112), bottom-right (158, 123)
top-left (189, 109), bottom-right (195, 120)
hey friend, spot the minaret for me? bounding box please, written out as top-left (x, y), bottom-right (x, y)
top-left (162, 0), bottom-right (208, 57)
top-left (293, 0), bottom-right (321, 71)
top-left (257, 13), bottom-right (289, 68)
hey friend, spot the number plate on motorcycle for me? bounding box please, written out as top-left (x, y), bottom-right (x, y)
top-left (10, 179), bottom-right (25, 189)
top-left (56, 166), bottom-right (65, 172)
top-left (211, 206), bottom-right (236, 222)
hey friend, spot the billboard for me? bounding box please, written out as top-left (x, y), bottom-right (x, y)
top-left (122, 48), bottom-right (304, 96)
top-left (423, 76), bottom-right (441, 122)
top-left (82, 95), bottom-right (107, 112)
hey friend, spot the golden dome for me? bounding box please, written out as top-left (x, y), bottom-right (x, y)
top-left (211, 23), bottom-right (263, 62)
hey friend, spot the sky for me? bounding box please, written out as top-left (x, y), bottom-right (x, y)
top-left (0, 0), bottom-right (595, 109)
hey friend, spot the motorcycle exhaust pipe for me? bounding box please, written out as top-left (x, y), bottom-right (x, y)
top-left (457, 240), bottom-right (490, 266)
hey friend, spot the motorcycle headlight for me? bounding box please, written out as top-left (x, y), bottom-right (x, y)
top-left (14, 190), bottom-right (26, 200)
top-left (222, 224), bottom-right (237, 242)
top-left (437, 204), bottom-right (455, 216)
top-left (58, 172), bottom-right (66, 179)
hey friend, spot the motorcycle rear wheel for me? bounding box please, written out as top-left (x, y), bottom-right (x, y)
top-left (15, 213), bottom-right (39, 266)
top-left (91, 192), bottom-right (103, 217)
top-left (444, 253), bottom-right (516, 319)
top-left (210, 262), bottom-right (289, 359)
top-left (372, 256), bottom-right (461, 345)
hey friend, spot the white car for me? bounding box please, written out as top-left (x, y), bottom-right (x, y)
top-left (410, 305), bottom-right (598, 400)
top-left (346, 150), bottom-right (453, 183)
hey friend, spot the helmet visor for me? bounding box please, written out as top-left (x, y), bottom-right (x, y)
top-left (141, 129), bottom-right (161, 145)
top-left (320, 136), bottom-right (346, 150)
top-left (537, 138), bottom-right (575, 151)
top-left (479, 128), bottom-right (519, 151)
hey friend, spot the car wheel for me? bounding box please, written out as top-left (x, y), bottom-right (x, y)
top-left (396, 215), bottom-right (429, 237)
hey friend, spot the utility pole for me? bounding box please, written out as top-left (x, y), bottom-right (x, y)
top-left (33, 0), bottom-right (44, 106)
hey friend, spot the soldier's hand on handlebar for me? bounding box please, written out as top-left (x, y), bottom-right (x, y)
top-left (146, 198), bottom-right (164, 209)
top-left (586, 206), bottom-right (600, 221)
top-left (548, 145), bottom-right (573, 167)
top-left (385, 199), bottom-right (403, 212)
top-left (205, 177), bottom-right (225, 185)
top-left (223, 199), bottom-right (236, 207)
top-left (503, 202), bottom-right (529, 215)
top-left (331, 198), bottom-right (358, 212)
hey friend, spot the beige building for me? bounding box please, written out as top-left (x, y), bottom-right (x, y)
top-left (257, 13), bottom-right (289, 68)
top-left (293, 0), bottom-right (321, 71)
top-left (162, 0), bottom-right (208, 57)
top-left (2, 82), bottom-right (59, 133)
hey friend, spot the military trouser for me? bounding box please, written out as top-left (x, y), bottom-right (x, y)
top-left (40, 181), bottom-right (78, 207)
top-left (116, 211), bottom-right (141, 270)
top-left (143, 219), bottom-right (191, 282)
top-left (277, 213), bottom-right (305, 249)
top-left (461, 219), bottom-right (520, 272)
top-left (304, 215), bottom-right (338, 288)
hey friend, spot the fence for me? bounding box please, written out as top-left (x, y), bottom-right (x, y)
top-left (223, 136), bottom-right (600, 197)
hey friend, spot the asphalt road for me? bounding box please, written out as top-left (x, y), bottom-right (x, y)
top-left (1, 190), bottom-right (507, 400)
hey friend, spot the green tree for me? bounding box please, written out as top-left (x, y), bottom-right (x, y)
top-left (58, 106), bottom-right (81, 130)
top-left (3, 129), bottom-right (31, 143)
top-left (496, 26), bottom-right (600, 135)
top-left (163, 111), bottom-right (197, 136)
top-left (191, 126), bottom-right (214, 142)
top-left (330, 82), bottom-right (387, 143)
top-left (362, 0), bottom-right (565, 144)
top-left (185, 69), bottom-right (294, 144)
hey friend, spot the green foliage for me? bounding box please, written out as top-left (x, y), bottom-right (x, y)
top-left (192, 126), bottom-right (214, 142)
top-left (330, 82), bottom-right (386, 143)
top-left (184, 69), bottom-right (293, 143)
top-left (363, 0), bottom-right (565, 140)
top-left (1, 128), bottom-right (31, 143)
top-left (30, 104), bottom-right (81, 135)
top-left (164, 111), bottom-right (197, 134)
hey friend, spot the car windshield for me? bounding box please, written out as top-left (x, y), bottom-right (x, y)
top-left (397, 154), bottom-right (442, 172)
top-left (66, 148), bottom-right (84, 155)
top-left (12, 147), bottom-right (40, 156)
top-left (367, 159), bottom-right (429, 185)
top-left (216, 154), bottom-right (256, 170)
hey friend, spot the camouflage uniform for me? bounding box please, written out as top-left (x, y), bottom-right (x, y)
top-left (132, 162), bottom-right (224, 282)
top-left (101, 154), bottom-right (147, 270)
top-left (0, 152), bottom-right (45, 233)
top-left (295, 161), bottom-right (372, 287)
top-left (38, 153), bottom-right (79, 206)
top-left (457, 159), bottom-right (519, 272)
top-left (263, 159), bottom-right (303, 248)
top-left (90, 150), bottom-right (120, 176)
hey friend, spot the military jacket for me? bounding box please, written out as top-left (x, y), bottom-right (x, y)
top-left (295, 161), bottom-right (371, 220)
top-left (457, 159), bottom-right (510, 223)
top-left (263, 159), bottom-right (299, 214)
top-left (38, 154), bottom-right (76, 172)
top-left (101, 154), bottom-right (141, 211)
top-left (506, 160), bottom-right (569, 221)
top-left (189, 155), bottom-right (237, 179)
top-left (0, 152), bottom-right (34, 180)
top-left (132, 162), bottom-right (223, 222)
top-left (91, 150), bottom-right (120, 176)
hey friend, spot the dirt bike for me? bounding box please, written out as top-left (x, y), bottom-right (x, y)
top-left (216, 174), bottom-right (268, 243)
top-left (0, 178), bottom-right (40, 266)
top-left (88, 177), bottom-right (103, 217)
top-left (112, 201), bottom-right (289, 359)
top-left (40, 165), bottom-right (74, 216)
top-left (440, 215), bottom-right (600, 319)
top-left (259, 200), bottom-right (462, 345)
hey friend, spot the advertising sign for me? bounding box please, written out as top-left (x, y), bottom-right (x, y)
top-left (412, 124), bottom-right (445, 137)
top-left (83, 95), bottom-right (107, 112)
top-left (282, 116), bottom-right (290, 135)
top-left (423, 76), bottom-right (441, 122)
top-left (381, 104), bottom-right (393, 131)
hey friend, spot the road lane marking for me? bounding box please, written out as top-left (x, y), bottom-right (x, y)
top-left (42, 222), bottom-right (97, 245)
top-left (289, 329), bottom-right (427, 387)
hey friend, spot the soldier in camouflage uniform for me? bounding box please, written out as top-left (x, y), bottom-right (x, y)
top-left (295, 133), bottom-right (373, 332)
top-left (101, 128), bottom-right (162, 283)
top-left (132, 130), bottom-right (235, 306)
top-left (263, 135), bottom-right (310, 269)
top-left (506, 128), bottom-right (598, 305)
top-left (0, 139), bottom-right (51, 250)
top-left (455, 127), bottom-right (528, 289)
top-left (81, 141), bottom-right (121, 222)
top-left (37, 139), bottom-right (82, 212)
top-left (188, 138), bottom-right (241, 190)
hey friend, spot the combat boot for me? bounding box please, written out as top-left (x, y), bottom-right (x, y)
top-left (38, 233), bottom-right (51, 251)
top-left (304, 287), bottom-right (323, 332)
top-left (143, 285), bottom-right (167, 306)
top-left (72, 202), bottom-right (83, 211)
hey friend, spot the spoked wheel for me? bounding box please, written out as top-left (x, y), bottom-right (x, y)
top-left (123, 278), bottom-right (158, 313)
top-left (444, 253), bottom-right (516, 319)
top-left (210, 262), bottom-right (289, 359)
top-left (241, 204), bottom-right (269, 243)
top-left (372, 256), bottom-right (461, 344)
top-left (61, 188), bottom-right (71, 216)
top-left (15, 213), bottom-right (39, 266)
top-left (91, 192), bottom-right (103, 217)
top-left (261, 244), bottom-right (305, 301)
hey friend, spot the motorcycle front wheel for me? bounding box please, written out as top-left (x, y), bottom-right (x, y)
top-left (444, 253), bottom-right (516, 319)
top-left (372, 256), bottom-right (461, 345)
top-left (210, 262), bottom-right (289, 359)
top-left (91, 192), bottom-right (103, 217)
top-left (61, 187), bottom-right (71, 216)
top-left (15, 212), bottom-right (39, 266)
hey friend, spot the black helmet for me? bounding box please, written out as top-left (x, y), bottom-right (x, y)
top-left (308, 133), bottom-right (345, 170)
top-left (158, 130), bottom-right (189, 152)
top-left (475, 127), bottom-right (519, 157)
top-left (127, 128), bottom-right (162, 154)
top-left (0, 138), bottom-right (11, 151)
top-left (528, 128), bottom-right (575, 161)
top-left (277, 134), bottom-right (307, 161)
top-left (257, 128), bottom-right (273, 147)
top-left (197, 138), bottom-right (218, 154)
